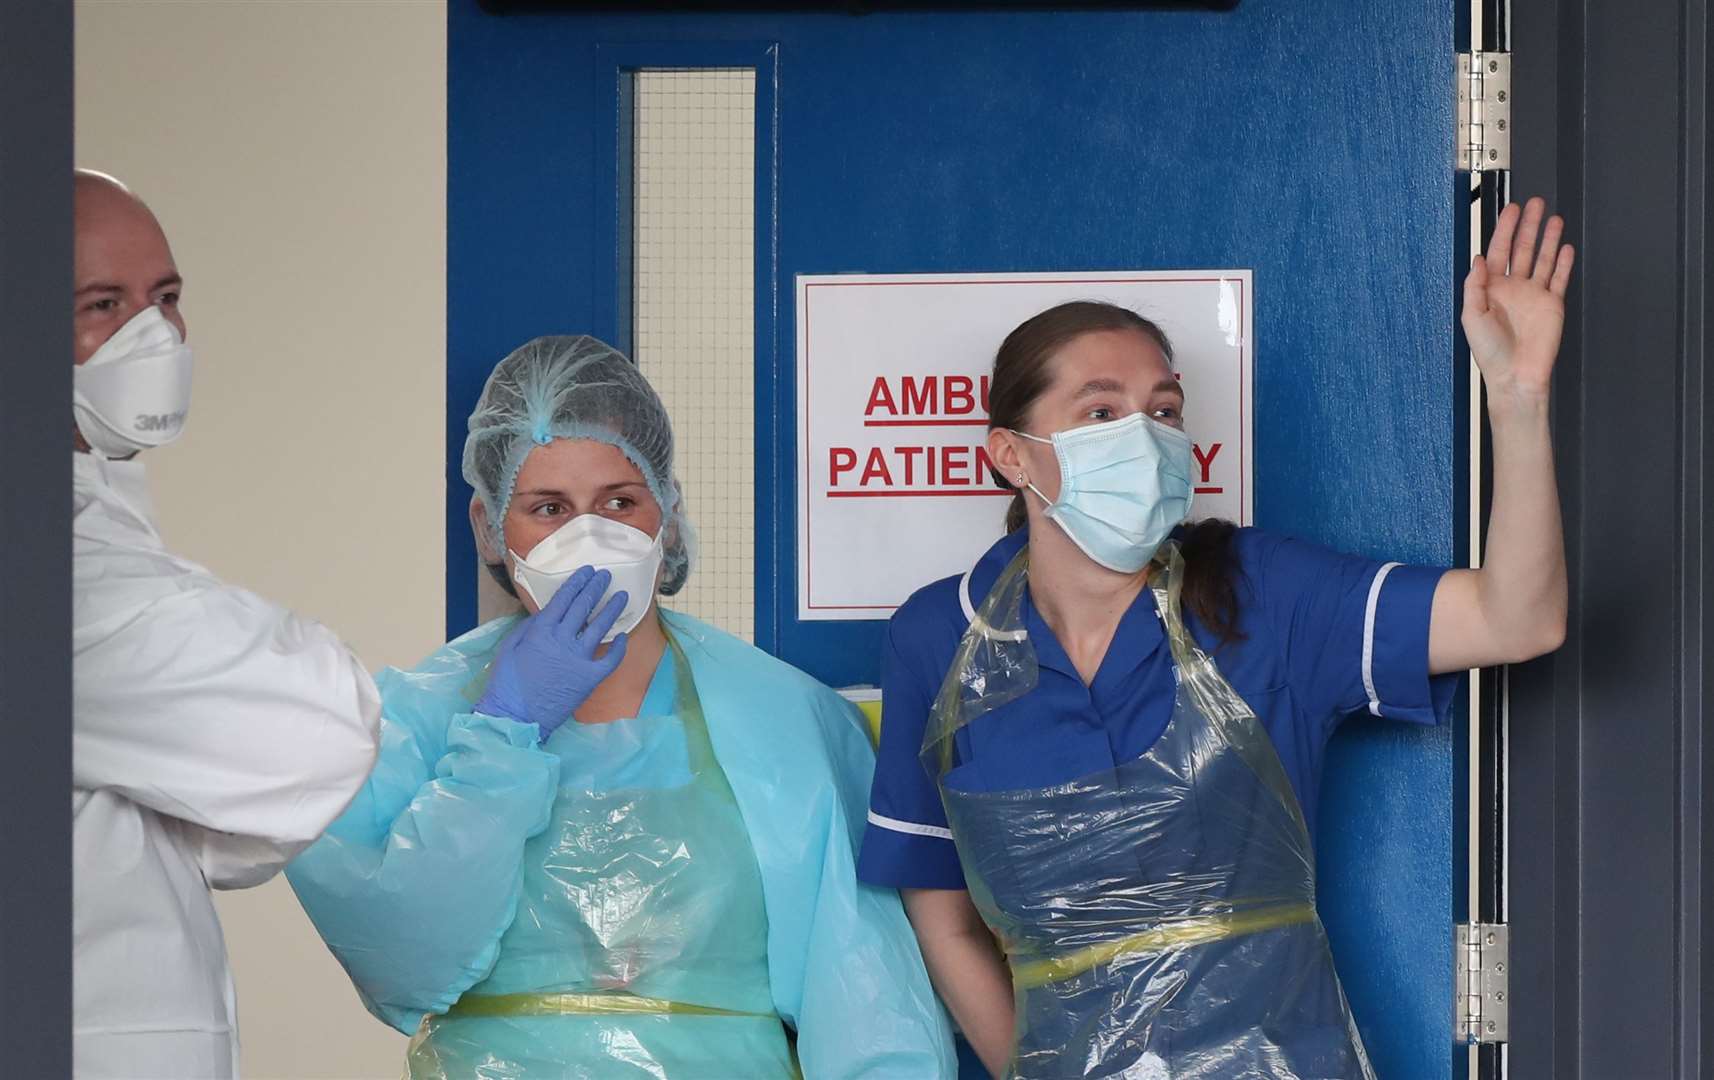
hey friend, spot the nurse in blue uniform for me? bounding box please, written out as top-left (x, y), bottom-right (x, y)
top-left (858, 199), bottom-right (1576, 1079)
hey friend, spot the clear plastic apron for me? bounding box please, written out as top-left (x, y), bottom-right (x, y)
top-left (407, 628), bottom-right (798, 1079)
top-left (923, 542), bottom-right (1375, 1080)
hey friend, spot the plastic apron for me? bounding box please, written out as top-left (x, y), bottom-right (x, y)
top-left (407, 629), bottom-right (798, 1080)
top-left (923, 542), bottom-right (1375, 1080)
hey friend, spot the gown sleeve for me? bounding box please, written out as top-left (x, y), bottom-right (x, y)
top-left (668, 613), bottom-right (958, 1078)
top-left (789, 686), bottom-right (961, 1079)
top-left (286, 655), bottom-right (560, 1034)
top-left (73, 576), bottom-right (382, 880)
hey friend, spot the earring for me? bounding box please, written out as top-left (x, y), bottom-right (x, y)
top-left (1016, 474), bottom-right (1027, 485)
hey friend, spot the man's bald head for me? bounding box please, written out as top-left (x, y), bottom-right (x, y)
top-left (74, 169), bottom-right (133, 199)
top-left (73, 169), bottom-right (185, 367)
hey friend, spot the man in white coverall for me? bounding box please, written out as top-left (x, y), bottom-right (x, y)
top-left (70, 171), bottom-right (381, 1078)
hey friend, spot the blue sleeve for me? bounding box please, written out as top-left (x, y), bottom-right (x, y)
top-left (857, 612), bottom-right (967, 890)
top-left (1246, 532), bottom-right (1460, 733)
top-left (285, 671), bottom-right (560, 1034)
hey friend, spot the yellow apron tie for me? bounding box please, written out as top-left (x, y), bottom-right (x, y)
top-left (1008, 902), bottom-right (1317, 990)
top-left (448, 990), bottom-right (778, 1020)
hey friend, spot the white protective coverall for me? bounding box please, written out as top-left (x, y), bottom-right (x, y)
top-left (71, 452), bottom-right (381, 1079)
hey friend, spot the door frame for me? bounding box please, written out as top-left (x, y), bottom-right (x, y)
top-left (0, 1), bottom-right (73, 1073)
top-left (1506, 0), bottom-right (1711, 1076)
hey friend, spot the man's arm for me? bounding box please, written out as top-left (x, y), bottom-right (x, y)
top-left (74, 578), bottom-right (380, 856)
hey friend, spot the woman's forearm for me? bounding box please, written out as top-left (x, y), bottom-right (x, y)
top-left (921, 929), bottom-right (1015, 1077)
top-left (1429, 392), bottom-right (1568, 673)
top-left (902, 888), bottom-right (1016, 1078)
top-left (1477, 391), bottom-right (1568, 658)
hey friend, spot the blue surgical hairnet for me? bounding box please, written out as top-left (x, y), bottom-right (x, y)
top-left (463, 335), bottom-right (693, 595)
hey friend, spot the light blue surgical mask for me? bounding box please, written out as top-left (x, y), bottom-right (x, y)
top-left (1014, 412), bottom-right (1195, 573)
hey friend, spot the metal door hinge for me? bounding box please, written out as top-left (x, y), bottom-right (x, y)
top-left (1455, 922), bottom-right (1510, 1043)
top-left (1457, 52), bottom-right (1512, 171)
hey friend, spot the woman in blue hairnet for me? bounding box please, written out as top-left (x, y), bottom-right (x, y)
top-left (287, 336), bottom-right (956, 1079)
top-left (858, 200), bottom-right (1575, 1078)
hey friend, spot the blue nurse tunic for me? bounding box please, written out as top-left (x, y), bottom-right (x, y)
top-left (858, 526), bottom-right (1460, 891)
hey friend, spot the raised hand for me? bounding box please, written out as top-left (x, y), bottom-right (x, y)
top-left (475, 565), bottom-right (630, 740)
top-left (1461, 196), bottom-right (1576, 402)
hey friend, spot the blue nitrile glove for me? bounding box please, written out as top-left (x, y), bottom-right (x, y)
top-left (475, 565), bottom-right (630, 740)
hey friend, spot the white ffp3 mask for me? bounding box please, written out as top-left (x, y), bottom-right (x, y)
top-left (73, 305), bottom-right (194, 459)
top-left (510, 514), bottom-right (663, 641)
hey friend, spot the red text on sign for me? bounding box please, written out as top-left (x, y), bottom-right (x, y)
top-left (1192, 441), bottom-right (1223, 494)
top-left (864, 375), bottom-right (992, 420)
top-left (828, 444), bottom-right (1002, 489)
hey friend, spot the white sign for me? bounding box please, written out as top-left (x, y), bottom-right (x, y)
top-left (796, 270), bottom-right (1253, 621)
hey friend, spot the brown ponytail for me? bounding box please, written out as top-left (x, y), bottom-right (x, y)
top-left (986, 300), bottom-right (1243, 644)
top-left (1179, 518), bottom-right (1243, 644)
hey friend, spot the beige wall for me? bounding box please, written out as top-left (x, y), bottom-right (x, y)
top-left (76, 1), bottom-right (446, 1076)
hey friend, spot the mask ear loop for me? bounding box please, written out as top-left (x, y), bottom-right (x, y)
top-left (1008, 429), bottom-right (1058, 509)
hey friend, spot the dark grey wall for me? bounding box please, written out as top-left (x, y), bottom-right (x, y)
top-left (1507, 1), bottom-right (1711, 1078)
top-left (0, 0), bottom-right (73, 1074)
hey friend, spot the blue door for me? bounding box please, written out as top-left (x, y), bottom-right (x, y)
top-left (448, 3), bottom-right (1463, 1076)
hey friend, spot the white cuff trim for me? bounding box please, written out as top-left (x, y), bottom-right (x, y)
top-left (1363, 562), bottom-right (1402, 717)
top-left (867, 809), bottom-right (954, 841)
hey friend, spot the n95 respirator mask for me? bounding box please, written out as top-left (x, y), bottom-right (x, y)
top-left (510, 514), bottom-right (664, 641)
top-left (73, 305), bottom-right (194, 459)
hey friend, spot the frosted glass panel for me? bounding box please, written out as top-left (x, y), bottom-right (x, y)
top-left (632, 69), bottom-right (756, 640)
